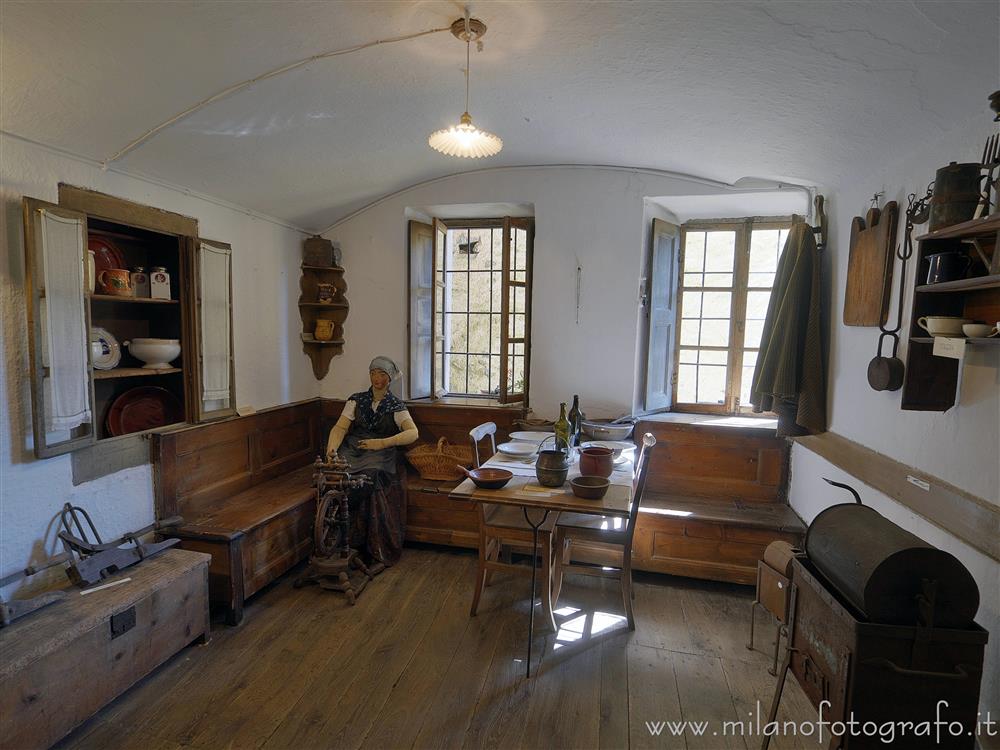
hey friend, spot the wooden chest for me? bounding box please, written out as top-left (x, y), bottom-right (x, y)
top-left (0, 549), bottom-right (210, 750)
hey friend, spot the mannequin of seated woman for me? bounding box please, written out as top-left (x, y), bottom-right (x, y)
top-left (325, 356), bottom-right (418, 566)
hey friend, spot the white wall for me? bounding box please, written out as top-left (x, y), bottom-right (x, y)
top-left (0, 134), bottom-right (316, 596)
top-left (787, 112), bottom-right (1000, 717)
top-left (321, 166), bottom-right (806, 416)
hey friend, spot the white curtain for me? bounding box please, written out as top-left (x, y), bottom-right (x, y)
top-left (199, 242), bottom-right (232, 404)
top-left (40, 209), bottom-right (90, 431)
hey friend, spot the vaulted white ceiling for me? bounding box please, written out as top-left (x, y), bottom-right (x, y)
top-left (2, 1), bottom-right (996, 230)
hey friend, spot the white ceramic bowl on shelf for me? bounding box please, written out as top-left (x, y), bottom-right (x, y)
top-left (125, 338), bottom-right (181, 369)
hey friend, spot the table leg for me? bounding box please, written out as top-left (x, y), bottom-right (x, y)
top-left (522, 507), bottom-right (550, 679)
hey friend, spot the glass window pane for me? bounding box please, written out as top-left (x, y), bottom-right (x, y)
top-left (746, 290), bottom-right (771, 320)
top-left (678, 364), bottom-right (697, 402)
top-left (514, 270), bottom-right (526, 283)
top-left (512, 357), bottom-right (525, 392)
top-left (513, 342), bottom-right (524, 356)
top-left (491, 272), bottom-right (502, 311)
top-left (514, 228), bottom-right (528, 270)
top-left (447, 314), bottom-right (467, 351)
top-left (490, 354), bottom-right (501, 393)
top-left (683, 272), bottom-right (703, 287)
top-left (704, 231), bottom-right (735, 272)
top-left (469, 315), bottom-right (490, 353)
top-left (699, 349), bottom-right (728, 365)
top-left (679, 348), bottom-right (698, 364)
top-left (702, 291), bottom-right (731, 318)
top-left (469, 272), bottom-right (490, 312)
top-left (702, 273), bottom-right (733, 288)
top-left (700, 319), bottom-right (730, 347)
top-left (491, 314), bottom-right (501, 352)
top-left (448, 353), bottom-right (467, 393)
top-left (696, 365), bottom-right (727, 404)
top-left (680, 319), bottom-right (700, 346)
top-left (491, 228), bottom-right (502, 269)
top-left (681, 291), bottom-right (702, 318)
top-left (741, 350), bottom-right (758, 406)
top-left (749, 229), bottom-right (781, 272)
top-left (744, 320), bottom-right (765, 350)
top-left (467, 354), bottom-right (490, 394)
top-left (683, 232), bottom-right (705, 272)
top-left (449, 271), bottom-right (468, 310)
top-left (514, 314), bottom-right (525, 338)
top-left (748, 272), bottom-right (776, 288)
top-left (468, 228), bottom-right (492, 270)
top-left (514, 285), bottom-right (525, 314)
top-left (449, 230), bottom-right (469, 271)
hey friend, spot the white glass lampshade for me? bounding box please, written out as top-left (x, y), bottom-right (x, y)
top-left (428, 112), bottom-right (502, 158)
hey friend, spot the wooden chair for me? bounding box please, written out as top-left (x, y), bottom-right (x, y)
top-left (468, 422), bottom-right (558, 631)
top-left (552, 432), bottom-right (656, 630)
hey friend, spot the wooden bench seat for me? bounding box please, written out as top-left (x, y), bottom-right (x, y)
top-left (153, 401), bottom-right (322, 624)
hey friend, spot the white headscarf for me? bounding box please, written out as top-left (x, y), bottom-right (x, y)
top-left (369, 355), bottom-right (401, 382)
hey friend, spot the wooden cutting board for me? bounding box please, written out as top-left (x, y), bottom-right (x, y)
top-left (843, 201), bottom-right (899, 326)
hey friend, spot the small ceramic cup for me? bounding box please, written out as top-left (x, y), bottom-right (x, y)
top-left (962, 323), bottom-right (995, 338)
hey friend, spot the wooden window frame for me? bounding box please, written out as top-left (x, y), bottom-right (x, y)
top-left (408, 216), bottom-right (533, 405)
top-left (672, 216), bottom-right (792, 415)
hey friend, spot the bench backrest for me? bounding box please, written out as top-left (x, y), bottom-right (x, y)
top-left (153, 400), bottom-right (322, 519)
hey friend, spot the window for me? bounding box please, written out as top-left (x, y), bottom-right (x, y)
top-left (673, 219), bottom-right (791, 414)
top-left (409, 217), bottom-right (533, 403)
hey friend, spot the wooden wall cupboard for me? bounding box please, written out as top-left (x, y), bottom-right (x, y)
top-left (22, 186), bottom-right (236, 458)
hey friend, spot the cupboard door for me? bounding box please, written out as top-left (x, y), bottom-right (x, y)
top-left (22, 198), bottom-right (97, 457)
top-left (191, 238), bottom-right (236, 420)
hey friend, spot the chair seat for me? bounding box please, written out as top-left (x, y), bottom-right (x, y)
top-left (557, 512), bottom-right (628, 536)
top-left (484, 503), bottom-right (557, 532)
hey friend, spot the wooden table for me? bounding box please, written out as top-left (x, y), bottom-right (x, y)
top-left (451, 459), bottom-right (633, 677)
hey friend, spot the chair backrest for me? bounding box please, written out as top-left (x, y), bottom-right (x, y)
top-left (468, 422), bottom-right (498, 468)
top-left (625, 432), bottom-right (656, 549)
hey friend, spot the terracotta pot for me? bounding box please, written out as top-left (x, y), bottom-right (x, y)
top-left (314, 319), bottom-right (335, 341)
top-left (97, 268), bottom-right (132, 297)
top-left (579, 446), bottom-right (614, 478)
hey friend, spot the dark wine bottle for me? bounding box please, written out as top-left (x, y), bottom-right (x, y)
top-left (554, 403), bottom-right (571, 452)
top-left (568, 395), bottom-right (581, 446)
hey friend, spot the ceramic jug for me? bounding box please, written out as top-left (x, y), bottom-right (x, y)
top-left (314, 319), bottom-right (335, 341)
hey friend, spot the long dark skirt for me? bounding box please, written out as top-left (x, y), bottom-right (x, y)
top-left (347, 470), bottom-right (405, 566)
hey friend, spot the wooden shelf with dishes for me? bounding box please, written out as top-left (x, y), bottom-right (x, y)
top-left (89, 293), bottom-right (179, 304)
top-left (298, 255), bottom-right (350, 379)
top-left (902, 212), bottom-right (1000, 412)
top-left (92, 367), bottom-right (184, 380)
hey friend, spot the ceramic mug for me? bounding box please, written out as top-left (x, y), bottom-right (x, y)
top-left (97, 268), bottom-right (133, 297)
top-left (916, 316), bottom-right (971, 337)
top-left (924, 252), bottom-right (973, 285)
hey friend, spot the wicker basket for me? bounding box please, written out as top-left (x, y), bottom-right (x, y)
top-left (405, 437), bottom-right (474, 481)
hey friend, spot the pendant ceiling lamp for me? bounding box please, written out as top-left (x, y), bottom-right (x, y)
top-left (428, 16), bottom-right (502, 158)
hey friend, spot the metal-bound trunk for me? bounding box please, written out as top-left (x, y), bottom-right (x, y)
top-left (805, 503), bottom-right (979, 628)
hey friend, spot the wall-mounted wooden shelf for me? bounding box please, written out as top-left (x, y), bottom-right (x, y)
top-left (902, 214), bottom-right (1000, 411)
top-left (89, 294), bottom-right (178, 304)
top-left (93, 366), bottom-right (183, 379)
top-left (298, 262), bottom-right (349, 379)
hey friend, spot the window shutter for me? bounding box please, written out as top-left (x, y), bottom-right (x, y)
top-left (645, 218), bottom-right (679, 411)
top-left (192, 238), bottom-right (236, 420)
top-left (407, 220), bottom-right (434, 399)
top-left (21, 197), bottom-right (97, 457)
top-left (499, 217), bottom-right (532, 404)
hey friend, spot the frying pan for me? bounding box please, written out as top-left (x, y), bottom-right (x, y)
top-left (457, 465), bottom-right (513, 490)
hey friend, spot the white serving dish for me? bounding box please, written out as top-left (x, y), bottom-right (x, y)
top-left (509, 430), bottom-right (553, 444)
top-left (90, 327), bottom-right (121, 370)
top-left (582, 440), bottom-right (636, 460)
top-left (497, 441), bottom-right (538, 457)
top-left (125, 338), bottom-right (181, 369)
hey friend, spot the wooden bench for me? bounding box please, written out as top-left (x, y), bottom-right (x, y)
top-left (152, 400), bottom-right (322, 624)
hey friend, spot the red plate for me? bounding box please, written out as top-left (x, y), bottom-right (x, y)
top-left (106, 386), bottom-right (183, 436)
top-left (88, 235), bottom-right (127, 275)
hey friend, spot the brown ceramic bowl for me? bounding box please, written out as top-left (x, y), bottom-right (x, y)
top-left (460, 466), bottom-right (513, 490)
top-left (570, 475), bottom-right (610, 500)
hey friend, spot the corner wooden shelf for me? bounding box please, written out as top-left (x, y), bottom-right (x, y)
top-left (93, 366), bottom-right (183, 379)
top-left (298, 263), bottom-right (349, 379)
top-left (902, 213), bottom-right (1000, 411)
top-left (89, 294), bottom-right (179, 304)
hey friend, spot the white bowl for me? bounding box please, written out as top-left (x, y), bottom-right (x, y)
top-left (962, 323), bottom-right (996, 338)
top-left (125, 338), bottom-right (181, 369)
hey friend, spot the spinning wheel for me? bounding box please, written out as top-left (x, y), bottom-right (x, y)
top-left (293, 455), bottom-right (382, 603)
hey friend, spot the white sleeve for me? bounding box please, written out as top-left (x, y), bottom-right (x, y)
top-left (393, 409), bottom-right (413, 428)
top-left (341, 400), bottom-right (356, 421)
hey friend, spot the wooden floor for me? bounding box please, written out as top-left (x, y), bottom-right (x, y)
top-left (57, 547), bottom-right (818, 750)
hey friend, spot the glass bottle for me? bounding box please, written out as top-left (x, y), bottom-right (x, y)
top-left (554, 402), bottom-right (571, 452)
top-left (568, 395), bottom-right (581, 446)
